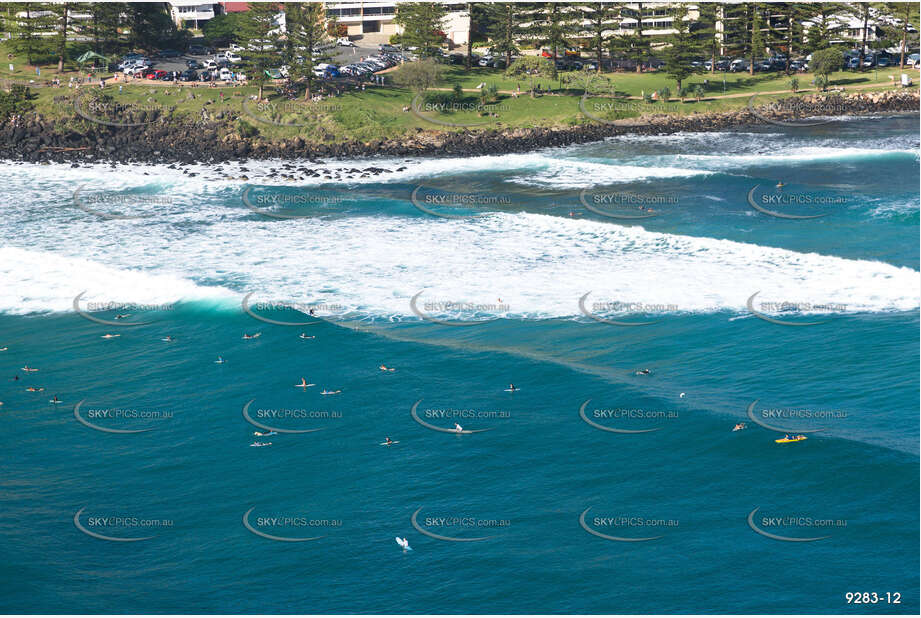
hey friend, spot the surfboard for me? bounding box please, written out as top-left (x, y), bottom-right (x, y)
top-left (379, 441), bottom-right (399, 445)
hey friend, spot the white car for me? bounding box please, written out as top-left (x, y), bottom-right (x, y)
top-left (123, 64), bottom-right (149, 75)
top-left (337, 37), bottom-right (356, 47)
top-left (225, 52), bottom-right (243, 64)
top-left (203, 59), bottom-right (217, 70)
top-left (229, 43), bottom-right (244, 53)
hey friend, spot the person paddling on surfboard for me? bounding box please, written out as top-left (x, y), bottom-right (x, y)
top-left (454, 422), bottom-right (463, 433)
top-left (384, 436), bottom-right (394, 445)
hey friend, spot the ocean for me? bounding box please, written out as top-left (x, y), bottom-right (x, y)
top-left (0, 114), bottom-right (918, 614)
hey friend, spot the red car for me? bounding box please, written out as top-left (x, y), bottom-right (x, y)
top-left (142, 69), bottom-right (167, 80)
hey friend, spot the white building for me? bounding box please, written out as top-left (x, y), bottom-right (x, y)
top-left (325, 2), bottom-right (470, 46)
top-left (169, 1), bottom-right (216, 30)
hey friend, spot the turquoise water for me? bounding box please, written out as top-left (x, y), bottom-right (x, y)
top-left (0, 115), bottom-right (918, 613)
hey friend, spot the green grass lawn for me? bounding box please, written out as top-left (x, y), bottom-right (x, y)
top-left (4, 39), bottom-right (913, 142)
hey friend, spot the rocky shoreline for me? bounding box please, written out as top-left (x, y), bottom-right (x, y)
top-left (0, 90), bottom-right (917, 166)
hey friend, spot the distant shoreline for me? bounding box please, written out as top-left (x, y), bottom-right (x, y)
top-left (1, 90), bottom-right (917, 166)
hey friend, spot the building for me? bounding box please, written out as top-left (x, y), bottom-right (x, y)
top-left (169, 1), bottom-right (216, 29)
top-left (325, 2), bottom-right (470, 45)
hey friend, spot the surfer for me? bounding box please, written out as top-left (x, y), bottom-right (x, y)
top-left (162, 335), bottom-right (174, 342)
top-left (114, 313), bottom-right (130, 320)
top-left (732, 422), bottom-right (746, 431)
top-left (299, 333), bottom-right (315, 339)
top-left (384, 436), bottom-right (394, 446)
top-left (507, 384), bottom-right (517, 391)
top-left (454, 422), bottom-right (463, 433)
top-left (321, 389), bottom-right (341, 395)
top-left (0, 346), bottom-right (8, 351)
top-left (379, 364), bottom-right (395, 372)
top-left (21, 365), bottom-right (37, 372)
top-left (243, 333), bottom-right (261, 340)
top-left (254, 431), bottom-right (277, 437)
top-left (295, 378), bottom-right (314, 388)
top-left (395, 536), bottom-right (411, 551)
top-left (26, 387), bottom-right (44, 392)
top-left (215, 356), bottom-right (226, 364)
top-left (50, 395), bottom-right (61, 404)
top-left (101, 333), bottom-right (120, 339)
top-left (776, 181), bottom-right (785, 189)
top-left (636, 368), bottom-right (651, 375)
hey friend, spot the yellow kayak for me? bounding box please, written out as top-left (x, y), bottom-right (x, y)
top-left (775, 436), bottom-right (807, 443)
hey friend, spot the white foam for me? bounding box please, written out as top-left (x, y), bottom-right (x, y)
top-left (1, 212), bottom-right (917, 319)
top-left (0, 246), bottom-right (236, 315)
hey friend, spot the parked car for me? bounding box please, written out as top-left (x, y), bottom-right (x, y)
top-left (142, 69), bottom-right (167, 80)
top-left (160, 71), bottom-right (180, 81)
top-left (846, 57), bottom-right (860, 69)
top-left (198, 70), bottom-right (213, 82)
top-left (338, 37), bottom-right (356, 47)
top-left (158, 49), bottom-right (182, 58)
top-left (188, 45), bottom-right (211, 55)
top-left (729, 58), bottom-right (749, 72)
top-left (379, 44), bottom-right (400, 53)
top-left (123, 64), bottom-right (149, 76)
top-left (224, 52), bottom-right (243, 64)
top-left (186, 59), bottom-right (201, 69)
top-left (180, 69), bottom-right (198, 81)
top-left (202, 59), bottom-right (217, 70)
top-left (229, 43), bottom-right (245, 53)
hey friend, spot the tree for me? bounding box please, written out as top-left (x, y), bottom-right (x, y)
top-left (881, 2), bottom-right (920, 70)
top-left (202, 12), bottom-right (245, 47)
top-left (748, 3), bottom-right (765, 76)
top-left (662, 4), bottom-right (696, 91)
top-left (394, 2), bottom-right (447, 58)
top-left (240, 3), bottom-right (282, 100)
top-left (581, 2), bottom-right (620, 73)
top-left (505, 55), bottom-right (556, 97)
top-left (776, 3), bottom-right (810, 73)
top-left (125, 3), bottom-right (178, 53)
top-left (392, 57), bottom-right (443, 92)
top-left (811, 46), bottom-right (843, 89)
top-left (801, 3), bottom-right (846, 56)
top-left (483, 2), bottom-right (525, 68)
top-left (529, 2), bottom-right (580, 61)
top-left (86, 2), bottom-right (125, 56)
top-left (631, 2), bottom-right (646, 72)
top-left (4, 3), bottom-right (53, 65)
top-left (48, 2), bottom-right (76, 73)
top-left (286, 3), bottom-right (332, 100)
top-left (695, 2), bottom-right (720, 74)
top-left (846, 2), bottom-right (871, 71)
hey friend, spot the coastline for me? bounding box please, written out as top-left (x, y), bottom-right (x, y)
top-left (1, 89), bottom-right (917, 166)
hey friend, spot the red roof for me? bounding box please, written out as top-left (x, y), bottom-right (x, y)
top-left (220, 2), bottom-right (250, 13)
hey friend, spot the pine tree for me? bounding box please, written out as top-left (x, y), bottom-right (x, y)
top-left (581, 2), bottom-right (621, 73)
top-left (662, 3), bottom-right (696, 91)
top-left (483, 2), bottom-right (526, 68)
top-left (4, 3), bottom-right (54, 65)
top-left (394, 2), bottom-right (448, 59)
top-left (528, 2), bottom-right (580, 62)
top-left (695, 2), bottom-right (720, 73)
top-left (285, 2), bottom-right (332, 100)
top-left (48, 2), bottom-right (76, 73)
top-left (240, 2), bottom-right (282, 100)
